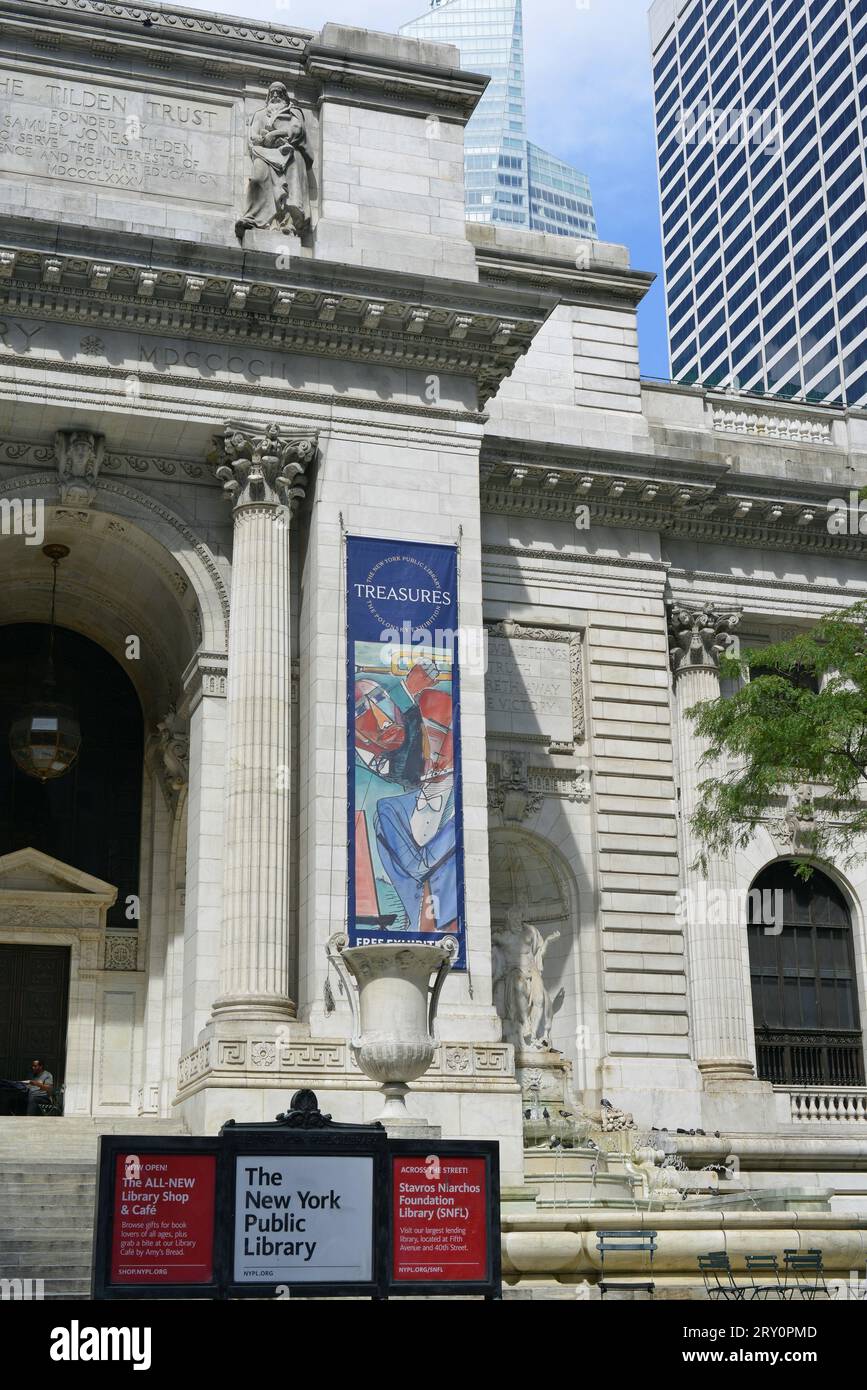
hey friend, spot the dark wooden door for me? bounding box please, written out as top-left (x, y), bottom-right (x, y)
top-left (0, 945), bottom-right (69, 1085)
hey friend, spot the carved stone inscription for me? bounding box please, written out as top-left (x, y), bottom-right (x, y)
top-left (486, 630), bottom-right (579, 747)
top-left (0, 72), bottom-right (233, 204)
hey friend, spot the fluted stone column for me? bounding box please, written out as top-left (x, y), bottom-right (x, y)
top-left (669, 605), bottom-right (755, 1082)
top-left (211, 423), bottom-right (316, 1023)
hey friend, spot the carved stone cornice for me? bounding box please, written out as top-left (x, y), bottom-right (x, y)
top-left (668, 605), bottom-right (740, 678)
top-left (481, 443), bottom-right (867, 558)
top-left (212, 422), bottom-right (316, 513)
top-left (0, 0), bottom-right (311, 86)
top-left (182, 650), bottom-right (228, 710)
top-left (306, 36), bottom-right (488, 121)
top-left (0, 227), bottom-right (551, 408)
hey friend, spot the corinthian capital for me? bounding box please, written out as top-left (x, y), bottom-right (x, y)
top-left (669, 604), bottom-right (740, 676)
top-left (213, 423), bottom-right (317, 513)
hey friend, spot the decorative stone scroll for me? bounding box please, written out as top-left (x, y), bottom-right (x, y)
top-left (155, 704), bottom-right (189, 805)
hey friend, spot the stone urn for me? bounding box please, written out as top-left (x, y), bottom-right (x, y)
top-left (326, 933), bottom-right (457, 1124)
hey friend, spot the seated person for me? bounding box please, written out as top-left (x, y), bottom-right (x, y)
top-left (20, 1059), bottom-right (54, 1115)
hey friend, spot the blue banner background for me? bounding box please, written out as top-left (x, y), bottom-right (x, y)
top-left (346, 535), bottom-right (466, 969)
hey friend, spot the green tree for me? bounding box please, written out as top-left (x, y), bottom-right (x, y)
top-left (689, 602), bottom-right (867, 878)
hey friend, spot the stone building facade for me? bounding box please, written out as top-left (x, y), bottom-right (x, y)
top-left (2, 0), bottom-right (867, 1217)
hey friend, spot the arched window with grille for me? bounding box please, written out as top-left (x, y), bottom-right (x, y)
top-left (748, 863), bottom-right (864, 1087)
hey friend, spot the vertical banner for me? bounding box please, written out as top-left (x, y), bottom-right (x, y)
top-left (347, 535), bottom-right (466, 968)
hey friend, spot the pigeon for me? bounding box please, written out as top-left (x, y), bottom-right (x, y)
top-left (542, 1108), bottom-right (550, 1120)
top-left (601, 1098), bottom-right (614, 1110)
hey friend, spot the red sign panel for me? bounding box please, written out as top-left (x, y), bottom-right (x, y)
top-left (392, 1155), bottom-right (487, 1282)
top-left (109, 1152), bottom-right (217, 1285)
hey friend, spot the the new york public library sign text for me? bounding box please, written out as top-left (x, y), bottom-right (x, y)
top-left (91, 1093), bottom-right (501, 1300)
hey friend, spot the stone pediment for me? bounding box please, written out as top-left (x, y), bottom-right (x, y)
top-left (0, 848), bottom-right (116, 930)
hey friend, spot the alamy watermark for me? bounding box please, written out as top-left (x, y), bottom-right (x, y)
top-left (674, 885), bottom-right (784, 934)
top-left (675, 101), bottom-right (782, 155)
top-left (0, 496), bottom-right (45, 544)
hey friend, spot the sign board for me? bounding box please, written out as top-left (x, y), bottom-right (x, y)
top-left (233, 1155), bottom-right (374, 1285)
top-left (388, 1142), bottom-right (500, 1297)
top-left (93, 1140), bottom-right (220, 1300)
top-left (93, 1113), bottom-right (500, 1299)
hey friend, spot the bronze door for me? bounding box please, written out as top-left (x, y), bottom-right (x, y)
top-left (0, 944), bottom-right (69, 1086)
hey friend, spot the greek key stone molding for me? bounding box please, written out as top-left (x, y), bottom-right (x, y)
top-left (711, 402), bottom-right (833, 445)
top-left (176, 1038), bottom-right (515, 1092)
top-left (103, 934), bottom-right (138, 971)
top-left (669, 605), bottom-right (740, 677)
top-left (213, 423), bottom-right (317, 513)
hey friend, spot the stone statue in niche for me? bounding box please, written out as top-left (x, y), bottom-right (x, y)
top-left (492, 905), bottom-right (565, 1051)
top-left (235, 83), bottom-right (313, 242)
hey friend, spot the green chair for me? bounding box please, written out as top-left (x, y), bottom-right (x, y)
top-left (745, 1253), bottom-right (789, 1301)
top-left (596, 1229), bottom-right (657, 1298)
top-left (783, 1249), bottom-right (830, 1301)
top-left (698, 1251), bottom-right (746, 1300)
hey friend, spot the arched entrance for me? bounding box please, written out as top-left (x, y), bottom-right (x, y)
top-left (748, 862), bottom-right (864, 1086)
top-left (0, 623), bottom-right (144, 926)
top-left (0, 491), bottom-right (226, 1114)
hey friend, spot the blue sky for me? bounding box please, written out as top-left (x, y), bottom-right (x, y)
top-left (186, 0), bottom-right (669, 379)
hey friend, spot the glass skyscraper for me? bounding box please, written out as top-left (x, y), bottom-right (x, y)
top-left (650, 0), bottom-right (867, 406)
top-left (401, 0), bottom-right (597, 239)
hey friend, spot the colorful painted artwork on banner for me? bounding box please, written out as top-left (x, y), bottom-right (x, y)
top-left (347, 536), bottom-right (465, 968)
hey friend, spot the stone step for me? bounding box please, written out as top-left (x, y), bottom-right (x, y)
top-left (0, 1256), bottom-right (93, 1273)
top-left (0, 1238), bottom-right (92, 1253)
top-left (0, 1219), bottom-right (93, 1233)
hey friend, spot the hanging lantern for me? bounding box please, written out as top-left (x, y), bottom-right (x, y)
top-left (9, 545), bottom-right (82, 782)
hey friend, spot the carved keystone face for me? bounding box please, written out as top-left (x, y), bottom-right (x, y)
top-left (68, 432), bottom-right (96, 474)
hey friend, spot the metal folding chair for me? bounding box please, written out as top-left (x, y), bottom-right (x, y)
top-left (596, 1228), bottom-right (657, 1297)
top-left (783, 1249), bottom-right (830, 1301)
top-left (698, 1251), bottom-right (746, 1300)
top-left (745, 1253), bottom-right (789, 1300)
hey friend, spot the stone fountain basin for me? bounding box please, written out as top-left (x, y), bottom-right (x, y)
top-left (501, 1207), bottom-right (867, 1284)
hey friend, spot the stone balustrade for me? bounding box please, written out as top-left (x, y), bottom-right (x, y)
top-left (784, 1088), bottom-right (867, 1124)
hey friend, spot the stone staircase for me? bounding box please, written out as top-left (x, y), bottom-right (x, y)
top-left (0, 1117), bottom-right (188, 1300)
